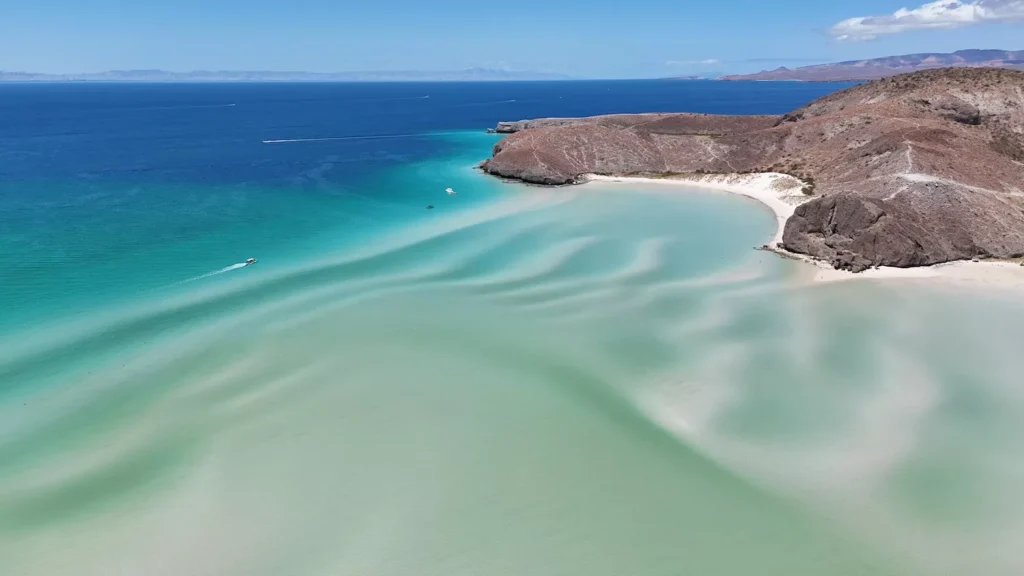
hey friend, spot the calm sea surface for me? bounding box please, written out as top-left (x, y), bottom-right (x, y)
top-left (2, 80), bottom-right (1023, 576)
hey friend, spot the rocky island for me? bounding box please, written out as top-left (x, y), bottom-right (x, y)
top-left (482, 68), bottom-right (1024, 272)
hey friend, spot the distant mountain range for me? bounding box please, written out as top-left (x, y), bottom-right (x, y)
top-left (0, 68), bottom-right (571, 83)
top-left (721, 49), bottom-right (1024, 81)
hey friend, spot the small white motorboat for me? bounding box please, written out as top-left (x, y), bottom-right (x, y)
top-left (445, 187), bottom-right (457, 195)
top-left (245, 257), bottom-right (258, 265)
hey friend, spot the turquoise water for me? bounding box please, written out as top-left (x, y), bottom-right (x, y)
top-left (0, 129), bottom-right (502, 331)
top-left (3, 83), bottom-right (1024, 576)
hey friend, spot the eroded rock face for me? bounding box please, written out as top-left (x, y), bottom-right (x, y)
top-left (484, 113), bottom-right (780, 184)
top-left (783, 194), bottom-right (939, 271)
top-left (482, 68), bottom-right (1024, 269)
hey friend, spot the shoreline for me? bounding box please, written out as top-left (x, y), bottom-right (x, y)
top-left (583, 173), bottom-right (1024, 288)
top-left (586, 173), bottom-right (805, 246)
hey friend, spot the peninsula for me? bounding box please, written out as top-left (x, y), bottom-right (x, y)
top-left (482, 68), bottom-right (1024, 272)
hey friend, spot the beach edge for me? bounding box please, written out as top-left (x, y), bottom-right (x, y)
top-left (582, 173), bottom-right (1024, 288)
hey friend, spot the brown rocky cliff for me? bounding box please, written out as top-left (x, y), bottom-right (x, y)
top-left (482, 68), bottom-right (1024, 271)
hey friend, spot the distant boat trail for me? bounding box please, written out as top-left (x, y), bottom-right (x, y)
top-left (263, 134), bottom-right (423, 144)
top-left (181, 262), bottom-right (248, 283)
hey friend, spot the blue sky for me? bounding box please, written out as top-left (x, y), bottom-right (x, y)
top-left (2, 0), bottom-right (1022, 77)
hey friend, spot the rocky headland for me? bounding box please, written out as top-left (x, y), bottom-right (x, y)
top-left (481, 68), bottom-right (1024, 272)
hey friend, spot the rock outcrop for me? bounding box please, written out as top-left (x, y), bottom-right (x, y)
top-left (482, 68), bottom-right (1024, 270)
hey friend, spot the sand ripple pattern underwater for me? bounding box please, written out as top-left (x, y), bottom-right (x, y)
top-left (2, 82), bottom-right (1024, 576)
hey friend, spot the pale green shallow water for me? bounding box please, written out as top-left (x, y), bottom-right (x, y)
top-left (3, 166), bottom-right (1024, 575)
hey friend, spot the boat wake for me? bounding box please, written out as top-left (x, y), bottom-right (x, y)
top-left (449, 99), bottom-right (518, 108)
top-left (145, 103), bottom-right (237, 111)
top-left (348, 95), bottom-right (430, 104)
top-left (262, 134), bottom-right (423, 144)
top-left (182, 262), bottom-right (249, 283)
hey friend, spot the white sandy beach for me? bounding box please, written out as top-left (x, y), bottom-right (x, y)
top-left (585, 173), bottom-right (1024, 288)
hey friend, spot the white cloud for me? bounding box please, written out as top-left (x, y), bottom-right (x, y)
top-left (830, 0), bottom-right (1024, 40)
top-left (665, 59), bottom-right (720, 66)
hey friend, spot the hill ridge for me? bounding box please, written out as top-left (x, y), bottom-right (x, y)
top-left (722, 49), bottom-right (1024, 82)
